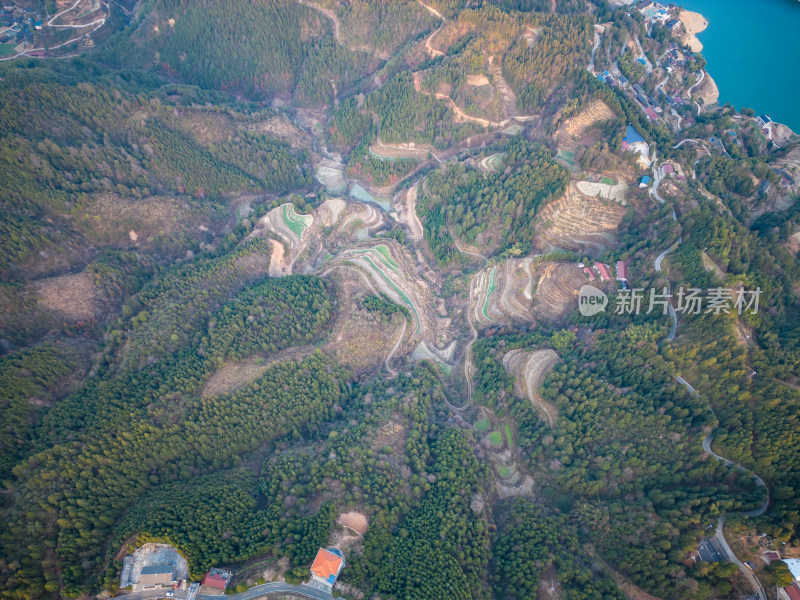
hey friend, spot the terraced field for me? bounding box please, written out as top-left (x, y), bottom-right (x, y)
top-left (536, 183), bottom-right (626, 255)
top-left (557, 99), bottom-right (617, 148)
top-left (529, 261), bottom-right (588, 322)
top-left (472, 266), bottom-right (499, 326)
top-left (283, 203), bottom-right (313, 238)
top-left (479, 152), bottom-right (505, 173)
top-left (336, 243), bottom-right (427, 336)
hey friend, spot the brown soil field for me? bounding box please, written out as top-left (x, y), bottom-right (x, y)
top-left (786, 230), bottom-right (800, 257)
top-left (557, 99), bottom-right (616, 146)
top-left (268, 239), bottom-right (289, 276)
top-left (695, 72), bottom-right (719, 106)
top-left (321, 268), bottom-right (411, 373)
top-left (536, 184), bottom-right (626, 255)
top-left (535, 564), bottom-right (563, 600)
top-left (33, 271), bottom-right (97, 322)
top-left (531, 261), bottom-right (588, 322)
top-left (337, 511), bottom-right (368, 535)
top-left (466, 74), bottom-right (490, 87)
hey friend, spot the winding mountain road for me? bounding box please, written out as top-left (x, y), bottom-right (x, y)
top-left (657, 240), bottom-right (768, 600)
top-left (687, 69), bottom-right (705, 97)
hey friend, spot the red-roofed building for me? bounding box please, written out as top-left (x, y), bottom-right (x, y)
top-left (310, 548), bottom-right (344, 588)
top-left (616, 261), bottom-right (628, 281)
top-left (594, 262), bottom-right (612, 282)
top-left (767, 551), bottom-right (781, 562)
top-left (786, 583), bottom-right (800, 600)
top-left (201, 573), bottom-right (228, 592)
top-left (583, 267), bottom-right (595, 281)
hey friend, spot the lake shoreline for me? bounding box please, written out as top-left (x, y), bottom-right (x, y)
top-left (678, 9), bottom-right (708, 52)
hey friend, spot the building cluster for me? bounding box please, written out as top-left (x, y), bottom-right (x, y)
top-left (765, 552), bottom-right (800, 600)
top-left (637, 0), bottom-right (681, 33)
top-left (121, 547), bottom-right (346, 595)
top-left (581, 261), bottom-right (629, 288)
top-left (0, 1), bottom-right (42, 50)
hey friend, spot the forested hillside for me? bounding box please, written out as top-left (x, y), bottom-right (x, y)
top-left (0, 60), bottom-right (311, 278)
top-left (1, 0), bottom-right (799, 599)
top-left (101, 0), bottom-right (375, 103)
top-left (421, 138), bottom-right (569, 261)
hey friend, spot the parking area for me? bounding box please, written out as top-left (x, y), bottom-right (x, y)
top-left (697, 538), bottom-right (724, 562)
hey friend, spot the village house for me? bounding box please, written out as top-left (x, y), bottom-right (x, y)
top-left (139, 565), bottom-right (174, 587)
top-left (310, 548), bottom-right (345, 590)
top-left (200, 568), bottom-right (231, 593)
top-left (594, 262), bottom-right (612, 282)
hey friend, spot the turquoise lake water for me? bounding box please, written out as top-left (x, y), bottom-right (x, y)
top-left (676, 0), bottom-right (800, 132)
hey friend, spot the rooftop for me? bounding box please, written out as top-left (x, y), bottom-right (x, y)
top-left (141, 565), bottom-right (173, 575)
top-left (201, 573), bottom-right (228, 589)
top-left (624, 125), bottom-right (646, 145)
top-left (784, 558), bottom-right (800, 581)
top-left (311, 548), bottom-right (344, 583)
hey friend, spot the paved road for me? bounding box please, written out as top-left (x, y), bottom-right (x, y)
top-left (687, 69), bottom-right (705, 97)
top-left (715, 517), bottom-right (767, 600)
top-left (674, 371), bottom-right (769, 599)
top-left (117, 582), bottom-right (332, 600)
top-left (673, 138), bottom-right (711, 156)
top-left (654, 245), bottom-right (672, 273)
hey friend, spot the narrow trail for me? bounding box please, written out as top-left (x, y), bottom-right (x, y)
top-left (298, 0), bottom-right (388, 61)
top-left (418, 0), bottom-right (445, 21)
top-left (673, 138), bottom-right (711, 156)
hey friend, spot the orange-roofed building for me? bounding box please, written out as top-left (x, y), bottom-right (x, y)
top-left (310, 548), bottom-right (345, 588)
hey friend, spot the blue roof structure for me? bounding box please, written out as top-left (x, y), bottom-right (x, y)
top-left (624, 125), bottom-right (646, 145)
top-left (640, 175), bottom-right (651, 185)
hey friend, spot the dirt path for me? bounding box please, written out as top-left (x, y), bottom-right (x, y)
top-left (299, 0), bottom-right (388, 60)
top-left (424, 25), bottom-right (445, 57)
top-left (399, 184), bottom-right (425, 241)
top-left (418, 0), bottom-right (445, 20)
